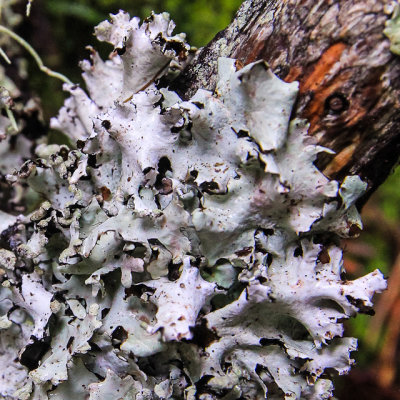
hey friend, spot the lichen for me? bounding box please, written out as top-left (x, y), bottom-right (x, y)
top-left (0, 10), bottom-right (386, 399)
top-left (384, 2), bottom-right (400, 55)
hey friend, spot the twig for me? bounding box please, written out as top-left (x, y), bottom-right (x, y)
top-left (26, 0), bottom-right (34, 17)
top-left (5, 106), bottom-right (18, 132)
top-left (0, 47), bottom-right (10, 64)
top-left (0, 25), bottom-right (73, 85)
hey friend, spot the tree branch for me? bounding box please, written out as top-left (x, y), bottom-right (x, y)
top-left (172, 0), bottom-right (400, 206)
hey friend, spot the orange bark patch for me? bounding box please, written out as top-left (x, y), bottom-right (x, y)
top-left (284, 66), bottom-right (302, 83)
top-left (323, 142), bottom-right (358, 177)
top-left (297, 42), bottom-right (351, 133)
top-left (301, 42), bottom-right (347, 93)
top-left (304, 70), bottom-right (352, 133)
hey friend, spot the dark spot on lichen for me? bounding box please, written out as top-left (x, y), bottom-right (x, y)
top-left (266, 253), bottom-right (273, 267)
top-left (101, 120), bottom-right (111, 130)
top-left (231, 127), bottom-right (249, 138)
top-left (111, 326), bottom-right (128, 348)
top-left (20, 336), bottom-right (51, 371)
top-left (168, 260), bottom-right (182, 281)
top-left (348, 224), bottom-right (362, 237)
top-left (87, 154), bottom-right (97, 168)
top-left (101, 308), bottom-right (110, 318)
top-left (293, 246), bottom-right (303, 257)
top-left (66, 336), bottom-right (75, 351)
top-left (143, 167), bottom-right (154, 175)
top-left (318, 247), bottom-right (331, 264)
top-left (345, 295), bottom-right (375, 315)
top-left (124, 284), bottom-right (154, 299)
top-left (116, 45), bottom-right (126, 56)
top-left (199, 180), bottom-right (219, 194)
top-left (235, 247), bottom-right (253, 257)
top-left (88, 341), bottom-right (102, 352)
top-left (155, 156), bottom-right (172, 190)
top-left (192, 101), bottom-right (205, 109)
top-left (59, 147), bottom-right (69, 161)
top-left (189, 319), bottom-right (220, 349)
top-left (259, 338), bottom-right (284, 347)
top-left (100, 186), bottom-right (111, 201)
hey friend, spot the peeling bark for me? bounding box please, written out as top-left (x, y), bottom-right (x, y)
top-left (172, 0), bottom-right (400, 206)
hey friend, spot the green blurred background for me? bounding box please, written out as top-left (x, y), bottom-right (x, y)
top-left (17, 0), bottom-right (242, 118)
top-left (4, 0), bottom-right (400, 398)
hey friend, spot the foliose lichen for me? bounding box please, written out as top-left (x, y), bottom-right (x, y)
top-left (384, 1), bottom-right (400, 55)
top-left (0, 10), bottom-right (386, 400)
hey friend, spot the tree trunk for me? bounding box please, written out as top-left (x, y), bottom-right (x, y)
top-left (172, 0), bottom-right (400, 206)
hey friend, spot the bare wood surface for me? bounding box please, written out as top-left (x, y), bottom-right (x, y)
top-left (171, 0), bottom-right (400, 206)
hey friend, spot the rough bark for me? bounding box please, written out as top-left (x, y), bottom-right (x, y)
top-left (171, 0), bottom-right (400, 206)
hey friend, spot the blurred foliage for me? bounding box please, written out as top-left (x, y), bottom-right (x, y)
top-left (42, 0), bottom-right (243, 45)
top-left (340, 166), bottom-right (400, 393)
top-left (379, 167), bottom-right (400, 221)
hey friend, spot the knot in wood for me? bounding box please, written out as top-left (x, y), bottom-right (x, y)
top-left (325, 93), bottom-right (349, 114)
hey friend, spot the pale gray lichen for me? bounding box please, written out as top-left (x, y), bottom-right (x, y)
top-left (384, 2), bottom-right (400, 55)
top-left (0, 10), bottom-right (387, 400)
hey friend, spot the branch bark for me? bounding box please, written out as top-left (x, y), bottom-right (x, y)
top-left (172, 0), bottom-right (400, 206)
